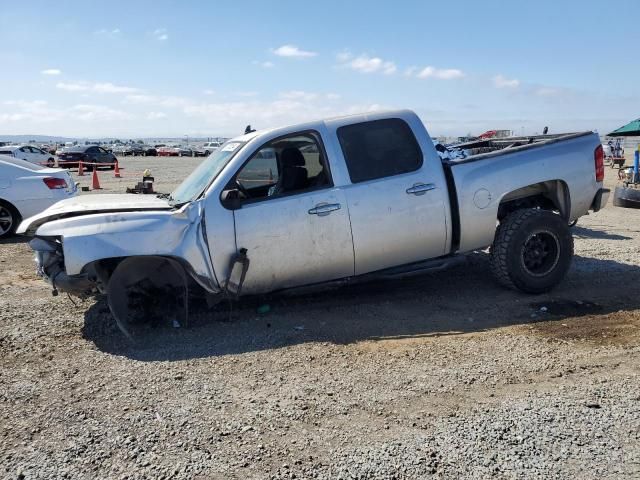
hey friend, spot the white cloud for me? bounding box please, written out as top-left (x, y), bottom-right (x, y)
top-left (235, 91), bottom-right (259, 97)
top-left (535, 87), bottom-right (560, 97)
top-left (338, 54), bottom-right (397, 75)
top-left (278, 91), bottom-right (341, 102)
top-left (203, 89), bottom-right (215, 96)
top-left (271, 45), bottom-right (317, 58)
top-left (404, 66), bottom-right (418, 77)
top-left (71, 104), bottom-right (132, 121)
top-left (123, 94), bottom-right (189, 107)
top-left (493, 74), bottom-right (520, 89)
top-left (279, 90), bottom-right (319, 101)
top-left (152, 28), bottom-right (168, 41)
top-left (41, 69), bottom-right (61, 76)
top-left (57, 81), bottom-right (140, 94)
top-left (252, 60), bottom-right (275, 69)
top-left (415, 66), bottom-right (465, 80)
top-left (146, 112), bottom-right (167, 120)
top-left (95, 28), bottom-right (121, 36)
top-left (336, 51), bottom-right (352, 62)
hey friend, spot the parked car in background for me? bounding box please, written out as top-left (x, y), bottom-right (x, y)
top-left (58, 145), bottom-right (117, 170)
top-left (156, 146), bottom-right (174, 157)
top-left (0, 155), bottom-right (78, 238)
top-left (0, 145), bottom-right (57, 166)
top-left (175, 145), bottom-right (193, 157)
top-left (203, 141), bottom-right (222, 154)
top-left (194, 142), bottom-right (222, 157)
top-left (192, 145), bottom-right (208, 157)
top-left (142, 146), bottom-right (157, 156)
top-left (157, 145), bottom-right (193, 157)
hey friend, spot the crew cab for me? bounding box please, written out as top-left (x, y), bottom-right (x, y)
top-left (18, 110), bottom-right (609, 334)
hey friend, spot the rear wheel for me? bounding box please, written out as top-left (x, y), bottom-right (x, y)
top-left (490, 209), bottom-right (573, 293)
top-left (0, 201), bottom-right (20, 239)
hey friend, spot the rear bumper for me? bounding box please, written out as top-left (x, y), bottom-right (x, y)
top-left (591, 188), bottom-right (610, 212)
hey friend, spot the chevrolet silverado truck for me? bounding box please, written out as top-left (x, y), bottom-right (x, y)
top-left (18, 110), bottom-right (609, 333)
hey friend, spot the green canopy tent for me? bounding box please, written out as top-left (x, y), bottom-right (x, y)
top-left (608, 118), bottom-right (640, 137)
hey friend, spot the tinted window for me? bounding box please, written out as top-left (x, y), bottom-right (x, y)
top-left (337, 118), bottom-right (423, 183)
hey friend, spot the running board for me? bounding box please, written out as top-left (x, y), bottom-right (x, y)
top-left (277, 255), bottom-right (465, 297)
top-left (364, 254), bottom-right (466, 280)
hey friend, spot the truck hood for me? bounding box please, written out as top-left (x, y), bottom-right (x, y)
top-left (17, 193), bottom-right (172, 235)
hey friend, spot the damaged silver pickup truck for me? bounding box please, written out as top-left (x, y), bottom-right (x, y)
top-left (19, 110), bottom-right (609, 333)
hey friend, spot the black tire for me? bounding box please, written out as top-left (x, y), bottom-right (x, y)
top-left (0, 200), bottom-right (20, 239)
top-left (490, 209), bottom-right (573, 294)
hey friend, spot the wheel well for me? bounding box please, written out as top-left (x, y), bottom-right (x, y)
top-left (0, 198), bottom-right (22, 220)
top-left (84, 255), bottom-right (206, 295)
top-left (498, 180), bottom-right (570, 221)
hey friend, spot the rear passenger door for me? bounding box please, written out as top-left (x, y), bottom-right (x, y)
top-left (337, 118), bottom-right (448, 275)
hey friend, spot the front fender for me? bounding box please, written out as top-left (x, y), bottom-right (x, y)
top-left (35, 204), bottom-right (218, 289)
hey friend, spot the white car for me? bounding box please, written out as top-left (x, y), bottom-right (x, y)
top-left (0, 155), bottom-right (77, 238)
top-left (202, 141), bottom-right (222, 156)
top-left (0, 145), bottom-right (57, 167)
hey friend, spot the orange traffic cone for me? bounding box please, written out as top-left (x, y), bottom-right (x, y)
top-left (114, 160), bottom-right (121, 178)
top-left (91, 168), bottom-right (102, 190)
top-left (78, 161), bottom-right (84, 176)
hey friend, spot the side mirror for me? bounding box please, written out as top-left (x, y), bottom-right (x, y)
top-left (221, 189), bottom-right (242, 210)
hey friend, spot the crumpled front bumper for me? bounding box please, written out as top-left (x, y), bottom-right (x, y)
top-left (31, 238), bottom-right (94, 296)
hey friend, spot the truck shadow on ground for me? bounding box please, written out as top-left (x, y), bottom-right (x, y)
top-left (82, 253), bottom-right (640, 361)
top-left (571, 226), bottom-right (632, 241)
top-left (0, 235), bottom-right (30, 245)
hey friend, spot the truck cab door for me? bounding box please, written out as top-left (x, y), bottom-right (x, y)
top-left (335, 118), bottom-right (449, 275)
top-left (223, 131), bottom-right (354, 294)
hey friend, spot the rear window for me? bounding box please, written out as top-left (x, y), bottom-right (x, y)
top-left (337, 118), bottom-right (423, 183)
top-left (0, 155), bottom-right (46, 170)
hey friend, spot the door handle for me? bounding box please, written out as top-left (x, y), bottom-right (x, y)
top-left (308, 203), bottom-right (341, 216)
top-left (406, 183), bottom-right (436, 196)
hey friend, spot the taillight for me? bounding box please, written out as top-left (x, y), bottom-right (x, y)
top-left (595, 144), bottom-right (604, 182)
top-left (43, 177), bottom-right (68, 189)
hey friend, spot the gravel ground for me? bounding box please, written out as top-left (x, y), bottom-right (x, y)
top-left (1, 160), bottom-right (639, 479)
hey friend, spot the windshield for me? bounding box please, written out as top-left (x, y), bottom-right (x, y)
top-left (169, 140), bottom-right (245, 206)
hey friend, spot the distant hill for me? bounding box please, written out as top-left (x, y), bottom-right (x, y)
top-left (0, 135), bottom-right (217, 144)
top-left (0, 135), bottom-right (76, 143)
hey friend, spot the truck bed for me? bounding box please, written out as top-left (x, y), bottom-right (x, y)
top-left (445, 131), bottom-right (594, 164)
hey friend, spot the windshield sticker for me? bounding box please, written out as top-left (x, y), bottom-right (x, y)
top-left (221, 142), bottom-right (241, 152)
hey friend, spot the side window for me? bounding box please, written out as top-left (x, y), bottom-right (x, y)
top-left (231, 132), bottom-right (331, 203)
top-left (88, 146), bottom-right (99, 154)
top-left (19, 147), bottom-right (29, 153)
top-left (237, 148), bottom-right (279, 188)
top-left (337, 118), bottom-right (423, 183)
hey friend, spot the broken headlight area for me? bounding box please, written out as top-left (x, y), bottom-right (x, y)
top-left (30, 237), bottom-right (94, 297)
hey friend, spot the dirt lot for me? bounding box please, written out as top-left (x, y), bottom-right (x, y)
top-left (1, 158), bottom-right (639, 479)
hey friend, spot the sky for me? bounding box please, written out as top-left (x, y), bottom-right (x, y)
top-left (1, 0), bottom-right (639, 138)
